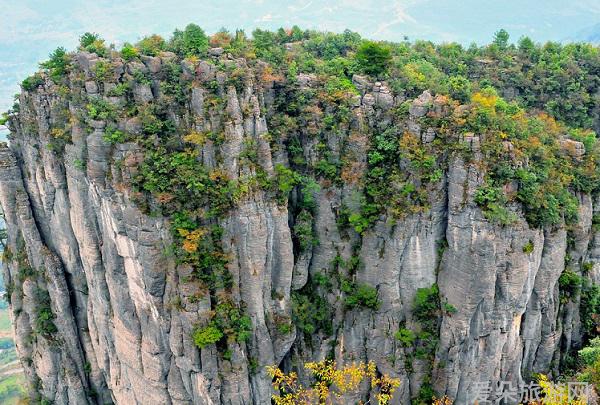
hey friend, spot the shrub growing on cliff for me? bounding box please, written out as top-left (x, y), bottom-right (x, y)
top-left (579, 338), bottom-right (600, 366)
top-left (22, 74), bottom-right (45, 91)
top-left (213, 300), bottom-right (252, 343)
top-left (274, 164), bottom-right (301, 202)
top-left (343, 281), bottom-right (380, 310)
top-left (396, 59), bottom-right (448, 96)
top-left (474, 183), bottom-right (517, 226)
top-left (92, 60), bottom-right (112, 82)
top-left (558, 269), bottom-right (582, 300)
top-left (86, 98), bottom-right (116, 121)
top-left (192, 325), bottom-right (223, 349)
top-left (522, 240), bottom-right (534, 254)
top-left (135, 148), bottom-right (234, 216)
top-left (106, 82), bottom-right (130, 97)
top-left (80, 32), bottom-right (99, 48)
top-left (492, 29), bottom-right (510, 51)
top-left (395, 327), bottom-right (416, 347)
top-left (302, 29), bottom-right (361, 59)
top-left (102, 126), bottom-right (126, 144)
top-left (291, 276), bottom-right (333, 335)
top-left (443, 302), bottom-right (457, 315)
top-left (448, 75), bottom-right (472, 102)
top-left (210, 29), bottom-right (232, 48)
top-left (293, 209), bottom-right (316, 253)
top-left (192, 300), bottom-right (251, 349)
top-left (581, 282), bottom-right (600, 337)
top-left (413, 284), bottom-right (441, 334)
top-left (17, 264), bottom-right (37, 282)
top-left (33, 287), bottom-right (57, 338)
top-left (577, 338), bottom-right (600, 390)
top-left (159, 61), bottom-right (188, 105)
top-left (120, 43), bottom-right (139, 61)
top-left (252, 28), bottom-right (286, 64)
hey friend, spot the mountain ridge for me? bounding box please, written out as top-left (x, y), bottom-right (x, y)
top-left (1, 26), bottom-right (599, 404)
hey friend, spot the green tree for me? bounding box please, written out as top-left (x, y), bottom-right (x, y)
top-left (289, 25), bottom-right (305, 41)
top-left (252, 28), bottom-right (285, 64)
top-left (79, 32), bottom-right (100, 48)
top-left (170, 24), bottom-right (209, 57)
top-left (137, 34), bottom-right (166, 56)
top-left (79, 32), bottom-right (107, 56)
top-left (518, 36), bottom-right (535, 55)
top-left (493, 29), bottom-right (510, 50)
top-left (355, 41), bottom-right (391, 76)
top-left (40, 47), bottom-right (70, 82)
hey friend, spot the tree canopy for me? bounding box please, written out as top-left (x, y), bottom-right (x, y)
top-left (355, 41), bottom-right (392, 76)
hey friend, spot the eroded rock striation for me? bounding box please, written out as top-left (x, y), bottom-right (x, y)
top-left (1, 34), bottom-right (599, 405)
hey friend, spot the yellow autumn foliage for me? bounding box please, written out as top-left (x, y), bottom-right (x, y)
top-left (432, 396), bottom-right (453, 405)
top-left (178, 227), bottom-right (209, 253)
top-left (267, 360), bottom-right (400, 404)
top-left (183, 131), bottom-right (208, 146)
top-left (527, 374), bottom-right (588, 405)
top-left (471, 91), bottom-right (498, 110)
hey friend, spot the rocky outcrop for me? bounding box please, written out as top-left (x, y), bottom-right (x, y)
top-left (0, 47), bottom-right (598, 405)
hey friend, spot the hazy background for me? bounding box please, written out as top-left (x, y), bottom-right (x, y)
top-left (0, 0), bottom-right (599, 141)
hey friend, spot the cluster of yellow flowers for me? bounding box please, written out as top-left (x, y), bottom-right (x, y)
top-left (267, 359), bottom-right (400, 404)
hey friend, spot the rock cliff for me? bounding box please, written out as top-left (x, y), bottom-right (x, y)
top-left (1, 30), bottom-right (599, 405)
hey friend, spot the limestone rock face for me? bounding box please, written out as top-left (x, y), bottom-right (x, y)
top-left (409, 90), bottom-right (433, 117)
top-left (0, 50), bottom-right (598, 405)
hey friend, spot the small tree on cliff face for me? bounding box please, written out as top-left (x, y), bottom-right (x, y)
top-left (355, 41), bottom-right (391, 76)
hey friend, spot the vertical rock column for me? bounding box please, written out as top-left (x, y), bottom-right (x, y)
top-left (0, 144), bottom-right (91, 404)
